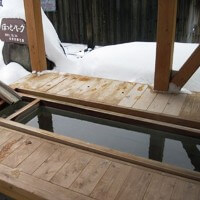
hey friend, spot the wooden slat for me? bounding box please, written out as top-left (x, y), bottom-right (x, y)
top-left (115, 167), bottom-right (152, 200)
top-left (133, 87), bottom-right (157, 110)
top-left (163, 94), bottom-right (187, 116)
top-left (171, 45), bottom-right (200, 89)
top-left (57, 76), bottom-right (94, 97)
top-left (0, 129), bottom-right (14, 146)
top-left (97, 81), bottom-right (124, 102)
top-left (0, 134), bottom-right (27, 163)
top-left (83, 79), bottom-right (113, 101)
top-left (143, 174), bottom-right (176, 200)
top-left (91, 162), bottom-right (131, 200)
top-left (51, 151), bottom-right (93, 188)
top-left (148, 93), bottom-right (172, 113)
top-left (102, 82), bottom-right (135, 105)
top-left (0, 164), bottom-right (93, 200)
top-left (47, 75), bottom-right (77, 94)
top-left (33, 147), bottom-right (75, 181)
top-left (2, 137), bottom-right (42, 168)
top-left (70, 157), bottom-right (111, 195)
top-left (39, 75), bottom-right (68, 92)
top-left (171, 180), bottom-right (200, 200)
top-left (179, 94), bottom-right (200, 121)
top-left (68, 78), bottom-right (99, 97)
top-left (118, 84), bottom-right (148, 107)
top-left (17, 73), bottom-right (59, 90)
top-left (24, 0), bottom-right (47, 72)
top-left (154, 0), bottom-right (178, 91)
top-left (18, 142), bottom-right (58, 174)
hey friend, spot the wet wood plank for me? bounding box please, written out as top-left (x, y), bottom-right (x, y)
top-left (133, 87), bottom-right (157, 110)
top-left (33, 147), bottom-right (75, 181)
top-left (171, 180), bottom-right (200, 200)
top-left (82, 79), bottom-right (113, 101)
top-left (2, 137), bottom-right (42, 168)
top-left (39, 75), bottom-right (68, 92)
top-left (0, 164), bottom-right (93, 200)
top-left (57, 76), bottom-right (95, 97)
top-left (91, 162), bottom-right (131, 200)
top-left (70, 157), bottom-right (111, 195)
top-left (0, 128), bottom-right (15, 146)
top-left (16, 73), bottom-right (59, 90)
top-left (115, 167), bottom-right (152, 200)
top-left (102, 82), bottom-right (135, 105)
top-left (143, 174), bottom-right (176, 200)
top-left (51, 151), bottom-right (93, 188)
top-left (18, 142), bottom-right (58, 174)
top-left (118, 84), bottom-right (148, 108)
top-left (179, 94), bottom-right (200, 121)
top-left (0, 134), bottom-right (27, 163)
top-left (163, 94), bottom-right (187, 116)
top-left (148, 93), bottom-right (172, 113)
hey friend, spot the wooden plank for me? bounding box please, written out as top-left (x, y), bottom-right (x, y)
top-left (154, 0), bottom-right (178, 91)
top-left (171, 180), bottom-right (200, 200)
top-left (18, 142), bottom-right (58, 174)
top-left (47, 75), bottom-right (78, 94)
top-left (148, 93), bottom-right (172, 113)
top-left (6, 99), bottom-right (40, 120)
top-left (179, 94), bottom-right (200, 121)
top-left (118, 84), bottom-right (148, 107)
top-left (0, 129), bottom-right (14, 146)
top-left (143, 174), bottom-right (176, 200)
top-left (70, 78), bottom-right (100, 98)
top-left (24, 0), bottom-right (47, 72)
top-left (2, 137), bottom-right (42, 168)
top-left (97, 81), bottom-right (124, 102)
top-left (133, 87), bottom-right (157, 110)
top-left (115, 167), bottom-right (152, 200)
top-left (17, 73), bottom-right (59, 90)
top-left (82, 79), bottom-right (113, 101)
top-left (1, 119), bottom-right (200, 182)
top-left (171, 45), bottom-right (200, 89)
top-left (0, 134), bottom-right (27, 162)
top-left (163, 94), bottom-right (187, 116)
top-left (39, 75), bottom-right (68, 92)
top-left (70, 157), bottom-right (111, 195)
top-left (102, 82), bottom-right (135, 105)
top-left (91, 162), bottom-right (132, 200)
top-left (0, 164), bottom-right (93, 200)
top-left (57, 76), bottom-right (94, 97)
top-left (33, 147), bottom-right (75, 181)
top-left (51, 151), bottom-right (93, 188)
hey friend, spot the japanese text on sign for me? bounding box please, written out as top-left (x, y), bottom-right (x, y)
top-left (0, 18), bottom-right (28, 44)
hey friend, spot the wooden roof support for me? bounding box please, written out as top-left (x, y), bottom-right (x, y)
top-left (154, 0), bottom-right (178, 91)
top-left (170, 44), bottom-right (200, 89)
top-left (23, 0), bottom-right (47, 72)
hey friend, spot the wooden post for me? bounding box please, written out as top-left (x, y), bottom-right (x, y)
top-left (24, 0), bottom-right (47, 72)
top-left (154, 0), bottom-right (178, 91)
top-left (171, 45), bottom-right (200, 89)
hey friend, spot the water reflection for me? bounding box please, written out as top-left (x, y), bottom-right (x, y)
top-left (17, 106), bottom-right (200, 172)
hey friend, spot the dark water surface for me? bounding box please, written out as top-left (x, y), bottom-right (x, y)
top-left (17, 106), bottom-right (200, 172)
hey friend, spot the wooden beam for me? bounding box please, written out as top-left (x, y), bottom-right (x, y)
top-left (23, 0), bottom-right (47, 72)
top-left (171, 45), bottom-right (200, 89)
top-left (154, 0), bottom-right (178, 91)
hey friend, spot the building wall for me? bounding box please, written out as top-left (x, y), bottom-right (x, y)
top-left (45, 0), bottom-right (200, 46)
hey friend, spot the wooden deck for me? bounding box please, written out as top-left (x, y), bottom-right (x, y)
top-left (0, 72), bottom-right (199, 199)
top-left (11, 72), bottom-right (200, 122)
top-left (0, 126), bottom-right (199, 200)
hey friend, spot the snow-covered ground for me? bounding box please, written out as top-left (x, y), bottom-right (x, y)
top-left (0, 0), bottom-right (199, 92)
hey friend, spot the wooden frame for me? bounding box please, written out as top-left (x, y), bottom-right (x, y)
top-left (24, 0), bottom-right (47, 72)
